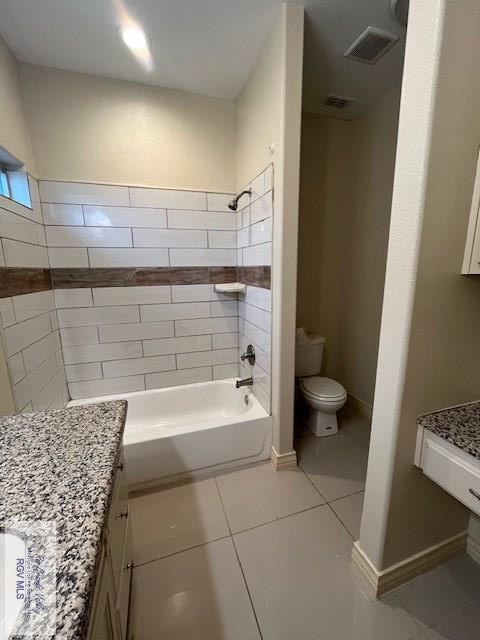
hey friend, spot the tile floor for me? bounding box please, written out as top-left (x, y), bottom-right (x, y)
top-left (128, 409), bottom-right (480, 640)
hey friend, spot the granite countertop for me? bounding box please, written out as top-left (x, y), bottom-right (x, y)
top-left (1, 400), bottom-right (128, 639)
top-left (418, 401), bottom-right (480, 460)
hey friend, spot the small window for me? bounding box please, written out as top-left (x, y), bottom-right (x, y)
top-left (0, 145), bottom-right (32, 209)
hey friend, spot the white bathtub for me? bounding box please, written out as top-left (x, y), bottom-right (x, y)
top-left (68, 378), bottom-right (272, 489)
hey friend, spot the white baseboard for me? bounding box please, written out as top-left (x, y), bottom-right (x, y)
top-left (467, 532), bottom-right (480, 565)
top-left (351, 532), bottom-right (468, 597)
top-left (270, 445), bottom-right (297, 470)
top-left (347, 394), bottom-right (373, 420)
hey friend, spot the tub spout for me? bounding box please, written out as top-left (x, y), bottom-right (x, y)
top-left (235, 377), bottom-right (253, 388)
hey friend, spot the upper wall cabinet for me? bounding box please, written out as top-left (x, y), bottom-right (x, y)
top-left (462, 148), bottom-right (480, 274)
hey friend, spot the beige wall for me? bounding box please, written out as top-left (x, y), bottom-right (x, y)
top-left (20, 64), bottom-right (237, 192)
top-left (0, 35), bottom-right (35, 172)
top-left (360, 0), bottom-right (480, 571)
top-left (297, 87), bottom-right (400, 405)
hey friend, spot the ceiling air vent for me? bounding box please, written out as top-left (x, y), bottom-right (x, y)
top-left (323, 95), bottom-right (354, 109)
top-left (344, 27), bottom-right (399, 64)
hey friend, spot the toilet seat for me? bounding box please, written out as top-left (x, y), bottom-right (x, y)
top-left (300, 376), bottom-right (346, 402)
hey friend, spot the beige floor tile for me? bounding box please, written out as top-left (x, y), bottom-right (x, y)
top-left (339, 409), bottom-right (372, 449)
top-left (130, 478), bottom-right (229, 564)
top-left (215, 462), bottom-right (324, 533)
top-left (330, 491), bottom-right (365, 540)
top-left (234, 506), bottom-right (420, 640)
top-left (130, 537), bottom-right (261, 640)
top-left (393, 554), bottom-right (480, 628)
top-left (297, 430), bottom-right (369, 501)
top-left (423, 602), bottom-right (480, 639)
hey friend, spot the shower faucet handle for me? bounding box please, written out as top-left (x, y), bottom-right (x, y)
top-left (240, 344), bottom-right (256, 365)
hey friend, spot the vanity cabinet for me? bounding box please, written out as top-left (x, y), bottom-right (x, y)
top-left (88, 452), bottom-right (133, 640)
top-left (415, 429), bottom-right (480, 517)
top-left (462, 148), bottom-right (480, 274)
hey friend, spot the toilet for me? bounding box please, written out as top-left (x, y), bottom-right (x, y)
top-left (295, 331), bottom-right (347, 437)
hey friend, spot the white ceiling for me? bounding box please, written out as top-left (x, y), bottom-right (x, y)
top-left (0, 0), bottom-right (406, 118)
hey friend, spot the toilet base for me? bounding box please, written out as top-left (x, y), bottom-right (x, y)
top-left (307, 409), bottom-right (339, 437)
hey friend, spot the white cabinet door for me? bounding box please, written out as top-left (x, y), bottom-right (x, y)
top-left (88, 552), bottom-right (120, 640)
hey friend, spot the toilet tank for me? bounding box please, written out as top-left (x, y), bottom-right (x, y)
top-left (295, 334), bottom-right (326, 377)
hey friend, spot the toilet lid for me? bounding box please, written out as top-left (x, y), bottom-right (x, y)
top-left (301, 376), bottom-right (346, 400)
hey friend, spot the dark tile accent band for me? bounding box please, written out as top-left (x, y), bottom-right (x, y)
top-left (0, 268), bottom-right (52, 298)
top-left (51, 266), bottom-right (239, 289)
top-left (237, 266), bottom-right (271, 289)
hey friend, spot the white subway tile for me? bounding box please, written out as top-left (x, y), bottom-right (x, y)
top-left (236, 210), bottom-right (243, 231)
top-left (3, 239), bottom-right (48, 267)
top-left (242, 242), bottom-right (271, 266)
top-left (93, 286), bottom-right (171, 306)
top-left (4, 313), bottom-right (52, 356)
top-left (264, 165), bottom-right (273, 192)
top-left (22, 331), bottom-right (61, 372)
top-left (242, 207), bottom-right (251, 229)
top-left (208, 231), bottom-right (237, 248)
top-left (12, 291), bottom-right (54, 322)
top-left (0, 194), bottom-right (38, 222)
top-left (242, 320), bottom-right (271, 353)
top-left (210, 300), bottom-right (238, 317)
top-left (141, 302), bottom-right (210, 322)
top-left (83, 206), bottom-right (167, 228)
top-left (171, 284), bottom-right (228, 303)
top-left (130, 187), bottom-right (206, 210)
top-left (145, 367), bottom-right (212, 390)
top-left (103, 354), bottom-right (175, 378)
top-left (253, 379), bottom-right (270, 413)
top-left (237, 249), bottom-right (243, 266)
top-left (46, 226), bottom-right (132, 248)
top-left (0, 222), bottom-right (38, 245)
top-left (36, 225), bottom-right (47, 247)
top-left (69, 375), bottom-right (145, 400)
top-left (250, 173), bottom-right (264, 202)
top-left (57, 305), bottom-right (140, 327)
top-left (212, 333), bottom-right (238, 350)
top-left (175, 316), bottom-right (238, 336)
top-left (14, 351), bottom-right (63, 409)
top-left (60, 326), bottom-right (99, 346)
top-left (88, 248), bottom-right (169, 267)
top-left (48, 386), bottom-right (69, 410)
top-left (55, 288), bottom-right (93, 308)
top-left (237, 228), bottom-right (249, 249)
top-left (143, 335), bottom-right (211, 356)
top-left (32, 369), bottom-right (67, 412)
top-left (48, 248), bottom-right (89, 267)
top-left (99, 321), bottom-right (174, 343)
top-left (167, 210), bottom-right (236, 231)
top-left (50, 310), bottom-right (59, 331)
top-left (245, 286), bottom-right (271, 311)
top-left (206, 193), bottom-right (235, 212)
top-left (133, 228), bottom-right (207, 248)
top-left (213, 363), bottom-right (239, 380)
top-left (0, 209), bottom-right (24, 224)
top-left (40, 181), bottom-right (129, 206)
top-left (250, 192), bottom-right (273, 224)
top-left (63, 341), bottom-right (142, 364)
top-left (249, 217), bottom-right (272, 246)
top-left (170, 248), bottom-right (236, 267)
top-left (42, 203), bottom-right (84, 226)
top-left (0, 297), bottom-right (15, 328)
top-left (65, 362), bottom-right (102, 383)
top-left (177, 348), bottom-right (238, 369)
top-left (241, 303), bottom-right (271, 332)
top-left (8, 353), bottom-right (26, 384)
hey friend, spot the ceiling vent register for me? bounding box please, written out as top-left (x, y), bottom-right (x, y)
top-left (344, 26), bottom-right (399, 64)
top-left (323, 95), bottom-right (355, 109)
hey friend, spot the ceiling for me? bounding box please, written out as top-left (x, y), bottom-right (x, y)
top-left (0, 0), bottom-right (406, 119)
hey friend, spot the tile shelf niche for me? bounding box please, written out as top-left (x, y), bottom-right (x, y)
top-left (214, 283), bottom-right (246, 293)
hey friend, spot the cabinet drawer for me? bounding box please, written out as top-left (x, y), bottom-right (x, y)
top-left (422, 436), bottom-right (480, 516)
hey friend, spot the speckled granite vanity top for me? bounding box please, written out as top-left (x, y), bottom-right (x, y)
top-left (1, 400), bottom-right (128, 639)
top-left (418, 401), bottom-right (480, 459)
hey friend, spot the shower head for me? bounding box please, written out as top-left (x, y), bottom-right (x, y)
top-left (228, 189), bottom-right (252, 211)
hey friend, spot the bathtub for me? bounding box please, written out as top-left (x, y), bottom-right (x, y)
top-left (68, 378), bottom-right (272, 489)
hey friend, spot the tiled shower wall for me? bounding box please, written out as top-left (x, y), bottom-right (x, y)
top-left (0, 178), bottom-right (68, 413)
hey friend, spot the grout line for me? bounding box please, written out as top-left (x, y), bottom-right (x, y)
top-left (325, 502), bottom-right (355, 542)
top-left (131, 533), bottom-right (232, 570)
top-left (213, 476), bottom-right (264, 640)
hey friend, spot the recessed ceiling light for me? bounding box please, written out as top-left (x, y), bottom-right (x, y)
top-left (118, 24), bottom-right (149, 52)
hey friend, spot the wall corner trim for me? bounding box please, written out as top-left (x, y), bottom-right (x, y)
top-left (270, 445), bottom-right (297, 470)
top-left (351, 532), bottom-right (468, 597)
top-left (467, 529), bottom-right (480, 565)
